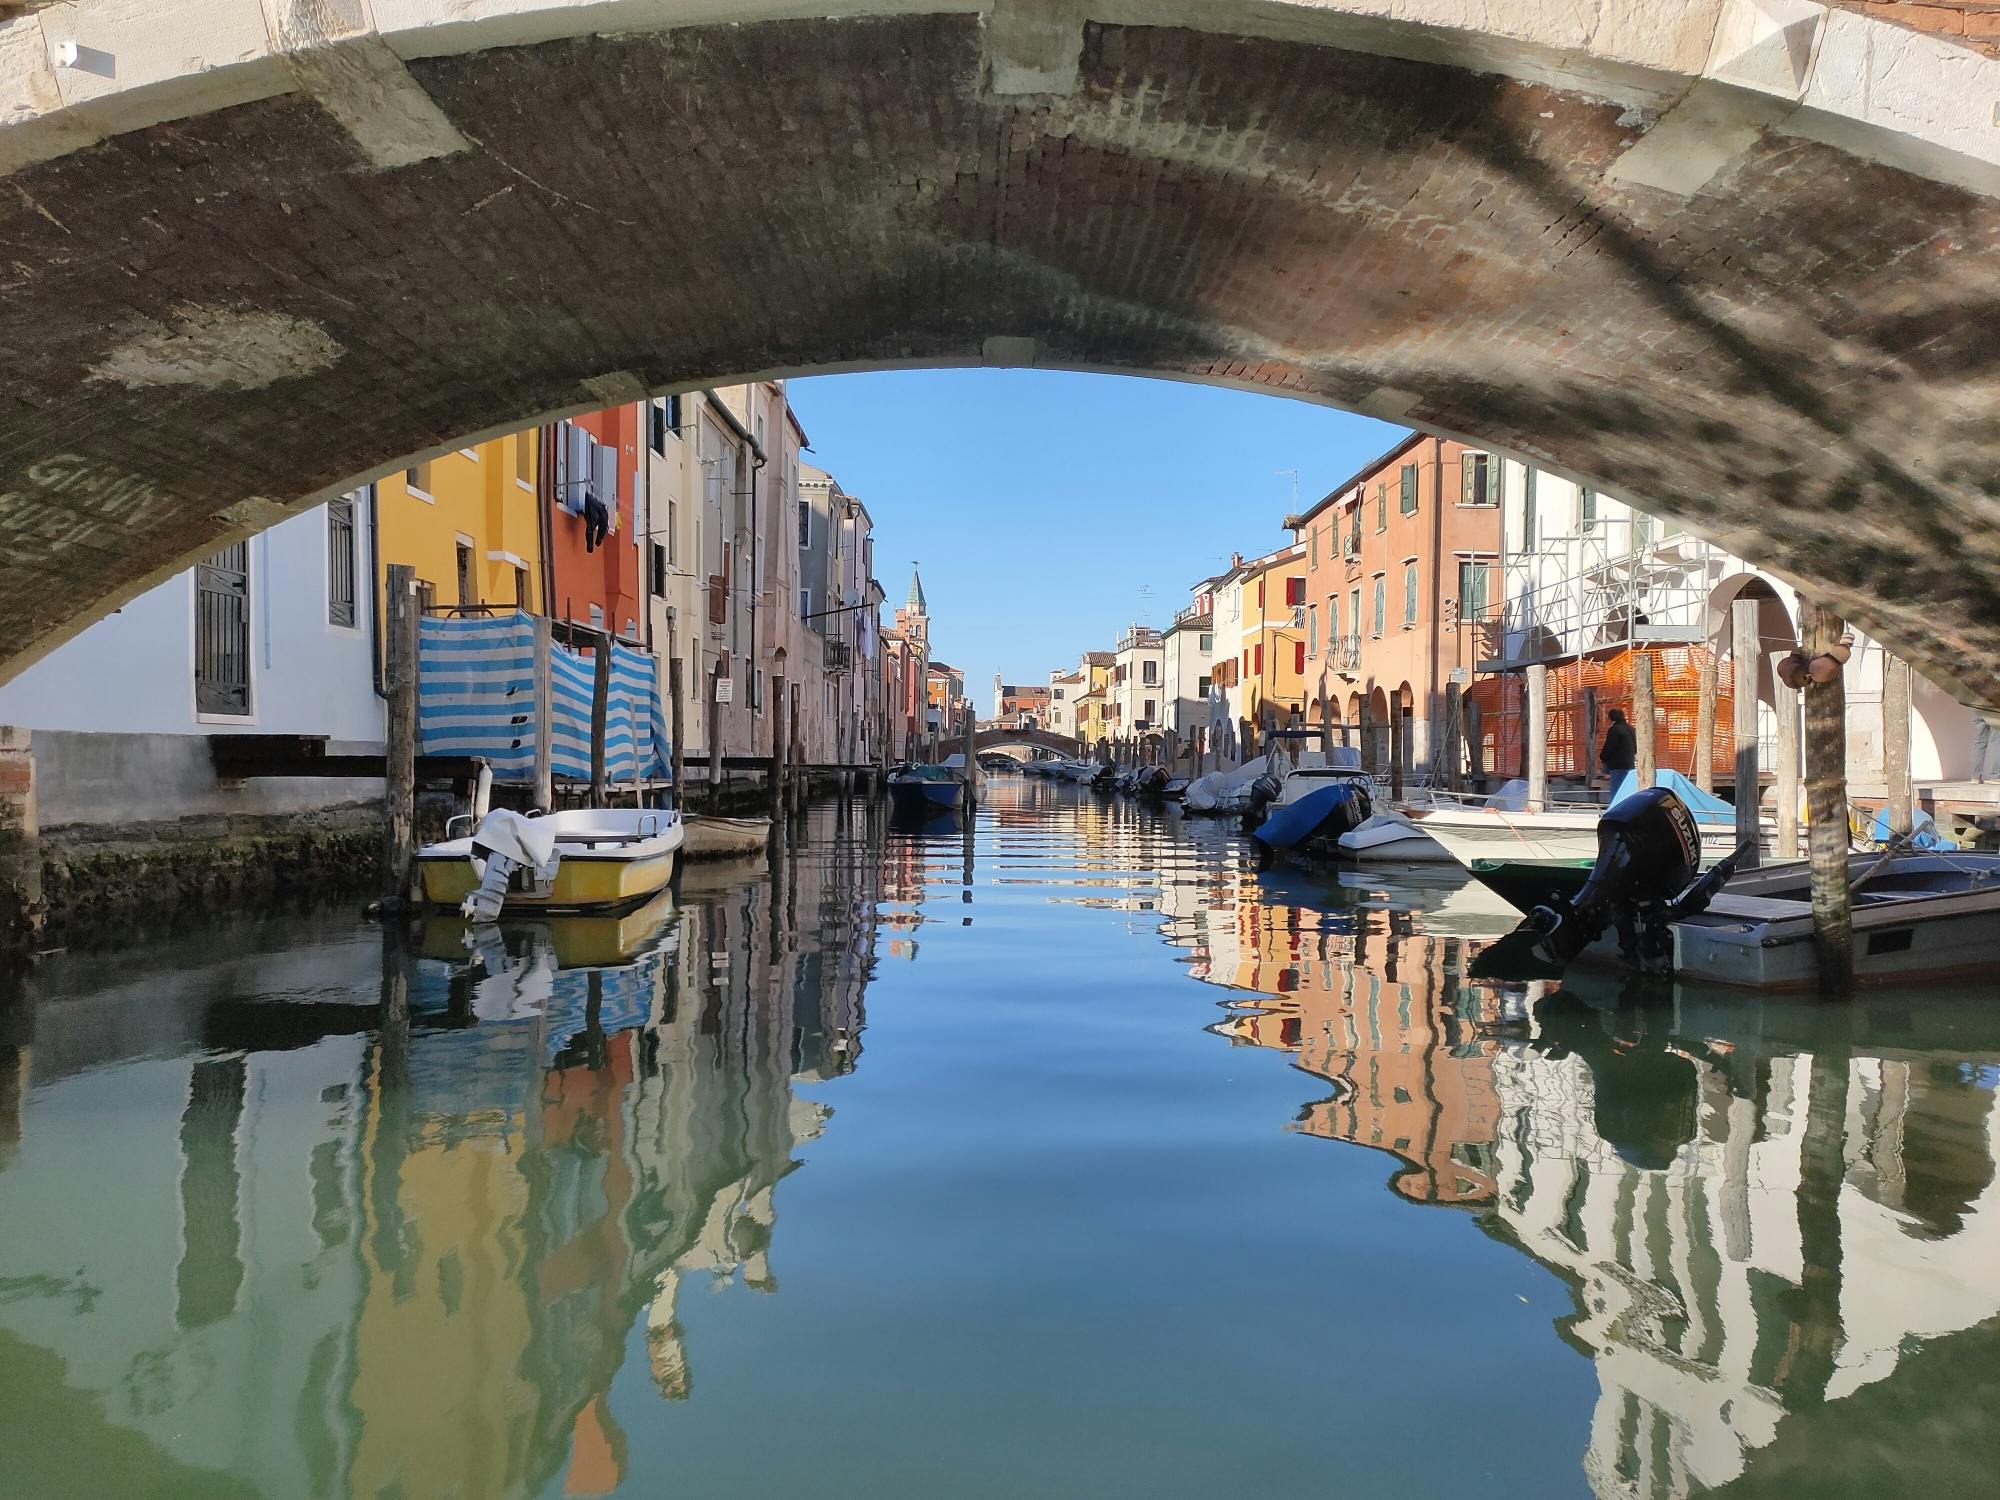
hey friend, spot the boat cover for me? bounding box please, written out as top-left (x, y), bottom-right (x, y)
top-left (1608, 769), bottom-right (1735, 824)
top-left (469, 808), bottom-right (562, 878)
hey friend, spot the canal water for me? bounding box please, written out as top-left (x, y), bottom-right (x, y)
top-left (2, 779), bottom-right (1996, 1499)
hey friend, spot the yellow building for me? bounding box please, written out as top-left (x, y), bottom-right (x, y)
top-left (1233, 546), bottom-right (1307, 729)
top-left (1071, 651), bottom-right (1115, 748)
top-left (376, 429), bottom-right (543, 617)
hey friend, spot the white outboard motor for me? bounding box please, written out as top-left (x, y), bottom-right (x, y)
top-left (459, 809), bottom-right (561, 923)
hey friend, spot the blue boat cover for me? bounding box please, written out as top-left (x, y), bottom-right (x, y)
top-left (1253, 782), bottom-right (1363, 851)
top-left (1608, 768), bottom-right (1735, 824)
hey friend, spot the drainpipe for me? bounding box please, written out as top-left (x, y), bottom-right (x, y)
top-left (1429, 435), bottom-right (1444, 766)
top-left (368, 481), bottom-right (387, 699)
top-left (702, 389), bottom-right (767, 727)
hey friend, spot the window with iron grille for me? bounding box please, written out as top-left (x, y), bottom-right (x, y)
top-left (196, 542), bottom-right (251, 715)
top-left (327, 495), bottom-right (357, 627)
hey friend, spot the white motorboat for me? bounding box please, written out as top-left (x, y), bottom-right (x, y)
top-left (1415, 772), bottom-right (1753, 875)
top-left (1338, 808), bottom-right (1455, 863)
top-left (1182, 755), bottom-right (1270, 814)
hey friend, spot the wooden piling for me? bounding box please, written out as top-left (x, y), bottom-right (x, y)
top-left (382, 563), bottom-right (419, 909)
top-left (770, 672), bottom-right (788, 820)
top-left (1694, 651), bottom-right (1717, 793)
top-left (1884, 652), bottom-right (1914, 837)
top-left (668, 657), bottom-right (686, 811)
top-left (1389, 704), bottom-right (1405, 801)
top-left (532, 614), bottom-right (554, 812)
top-left (1358, 699), bottom-right (1374, 773)
top-left (961, 704), bottom-right (977, 804)
top-left (1803, 602), bottom-right (1853, 994)
top-left (1442, 682), bottom-right (1464, 793)
top-left (1633, 654), bottom-right (1656, 790)
top-left (706, 653), bottom-right (725, 803)
top-left (1775, 688), bottom-right (1801, 859)
top-left (1465, 702), bottom-right (1484, 790)
top-left (1731, 598), bottom-right (1761, 866)
top-left (1526, 663), bottom-right (1548, 811)
top-left (1581, 686), bottom-right (1600, 793)
top-left (588, 630), bottom-right (611, 808)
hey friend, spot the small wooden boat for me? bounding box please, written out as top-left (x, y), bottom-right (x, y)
top-left (418, 807), bottom-right (683, 918)
top-left (683, 814), bottom-right (770, 860)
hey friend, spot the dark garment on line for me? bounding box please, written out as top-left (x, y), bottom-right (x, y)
top-left (1600, 721), bottom-right (1637, 772)
top-left (582, 496), bottom-right (609, 552)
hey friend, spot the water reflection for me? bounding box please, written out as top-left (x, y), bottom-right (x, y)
top-left (1176, 847), bottom-right (2000, 1497)
top-left (1, 786), bottom-right (1997, 1499)
top-left (0, 810), bottom-right (882, 1500)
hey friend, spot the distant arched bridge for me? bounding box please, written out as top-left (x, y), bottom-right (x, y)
top-left (973, 729), bottom-right (1082, 760)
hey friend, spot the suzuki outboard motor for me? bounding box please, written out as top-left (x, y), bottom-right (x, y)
top-left (1472, 789), bottom-right (1738, 980)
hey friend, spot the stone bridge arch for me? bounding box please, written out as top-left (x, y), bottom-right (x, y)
top-left (973, 728), bottom-right (1081, 759)
top-left (3, 1), bottom-right (1999, 705)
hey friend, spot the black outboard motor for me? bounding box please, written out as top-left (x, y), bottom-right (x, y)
top-left (1472, 789), bottom-right (1740, 980)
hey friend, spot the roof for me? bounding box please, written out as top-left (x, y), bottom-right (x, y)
top-left (1082, 650), bottom-right (1115, 665)
top-left (1289, 431), bottom-right (1428, 529)
top-left (907, 567), bottom-right (927, 611)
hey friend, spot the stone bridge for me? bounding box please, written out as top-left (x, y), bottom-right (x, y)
top-left (3, 2), bottom-right (2000, 705)
top-left (973, 728), bottom-right (1081, 758)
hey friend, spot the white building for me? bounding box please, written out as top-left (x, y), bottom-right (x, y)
top-left (1477, 459), bottom-right (1983, 788)
top-left (1046, 668), bottom-right (1083, 741)
top-left (1161, 581), bottom-right (1218, 741)
top-left (1108, 624), bottom-right (1165, 743)
top-left (0, 494), bottom-right (385, 828)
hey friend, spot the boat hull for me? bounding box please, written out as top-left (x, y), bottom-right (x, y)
top-left (887, 778), bottom-right (963, 813)
top-left (1338, 811), bottom-right (1454, 862)
top-left (683, 815), bottom-right (771, 860)
top-left (418, 844), bottom-right (678, 913)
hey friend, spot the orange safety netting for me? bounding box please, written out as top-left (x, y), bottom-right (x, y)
top-left (1463, 646), bottom-right (1736, 782)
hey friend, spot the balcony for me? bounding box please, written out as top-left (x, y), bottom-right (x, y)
top-left (1329, 635), bottom-right (1361, 672)
top-left (1116, 624), bottom-right (1164, 651)
top-left (1173, 603), bottom-right (1213, 629)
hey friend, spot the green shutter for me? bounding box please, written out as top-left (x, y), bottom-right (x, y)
top-left (1403, 563), bottom-right (1417, 623)
top-left (1522, 467), bottom-right (1537, 550)
top-left (1580, 487), bottom-right (1597, 529)
top-left (1375, 484), bottom-right (1387, 531)
top-left (1461, 454), bottom-right (1476, 504)
top-left (1400, 463), bottom-right (1418, 514)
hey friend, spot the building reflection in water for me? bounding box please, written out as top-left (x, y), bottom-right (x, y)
top-left (1176, 862), bottom-right (2000, 1498)
top-left (0, 805), bottom-right (884, 1500)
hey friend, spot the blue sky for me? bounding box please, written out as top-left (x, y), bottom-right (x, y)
top-left (786, 369), bottom-right (1407, 704)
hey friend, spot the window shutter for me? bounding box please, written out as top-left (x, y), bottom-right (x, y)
top-left (1400, 463), bottom-right (1417, 514)
top-left (1492, 459), bottom-right (1506, 506)
top-left (1294, 640), bottom-right (1305, 674)
top-left (592, 443), bottom-right (616, 512)
top-left (1404, 563), bottom-right (1418, 624)
top-left (1461, 454), bottom-right (1475, 504)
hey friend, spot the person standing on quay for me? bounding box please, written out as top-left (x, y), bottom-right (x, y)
top-left (1600, 707), bottom-right (1637, 776)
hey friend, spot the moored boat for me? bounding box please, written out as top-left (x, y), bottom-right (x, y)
top-left (1249, 748), bottom-right (1373, 857)
top-left (419, 806), bottom-right (684, 919)
top-left (887, 762), bottom-right (965, 815)
top-left (683, 814), bottom-right (771, 860)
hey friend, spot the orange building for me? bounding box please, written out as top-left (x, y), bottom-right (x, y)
top-left (543, 407), bottom-right (644, 643)
top-left (1289, 434), bottom-right (1501, 774)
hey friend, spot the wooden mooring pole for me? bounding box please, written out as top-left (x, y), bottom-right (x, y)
top-left (1884, 653), bottom-right (1914, 838)
top-left (1633, 654), bottom-right (1656, 790)
top-left (589, 630), bottom-right (611, 808)
top-left (1526, 663), bottom-right (1548, 812)
top-left (1732, 599), bottom-right (1761, 867)
top-left (1694, 651), bottom-right (1718, 793)
top-left (1443, 681), bottom-right (1464, 794)
top-left (1803, 603), bottom-right (1853, 994)
top-left (962, 705), bottom-right (977, 805)
top-left (770, 672), bottom-right (788, 821)
top-left (668, 657), bottom-right (686, 811)
top-left (382, 563), bottom-right (419, 909)
top-left (1776, 687), bottom-right (1801, 859)
top-left (1389, 704), bottom-right (1405, 801)
top-left (706, 654), bottom-right (725, 806)
top-left (1581, 687), bottom-right (1599, 793)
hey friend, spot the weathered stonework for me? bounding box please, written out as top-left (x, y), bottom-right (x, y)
top-left (0, 1), bottom-right (1998, 708)
top-left (0, 726), bottom-right (42, 953)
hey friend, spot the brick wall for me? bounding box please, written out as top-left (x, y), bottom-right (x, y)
top-left (1831, 2), bottom-right (2000, 57)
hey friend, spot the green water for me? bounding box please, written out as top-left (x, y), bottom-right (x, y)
top-left (2, 781), bottom-right (1996, 1499)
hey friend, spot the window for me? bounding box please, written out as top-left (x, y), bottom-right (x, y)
top-left (1375, 482), bottom-right (1387, 531)
top-left (1198, 632), bottom-right (1213, 652)
top-left (1198, 675), bottom-right (1212, 696)
top-left (1347, 505), bottom-right (1361, 556)
top-left (1143, 699), bottom-right (1156, 723)
top-left (1328, 595), bottom-right (1339, 640)
top-left (1461, 452), bottom-right (1494, 505)
top-left (1399, 462), bottom-right (1418, 515)
top-left (515, 433), bottom-right (533, 487)
top-left (1372, 577), bottom-right (1386, 636)
top-left (800, 588), bottom-right (813, 621)
top-left (1403, 561), bottom-right (1418, 625)
top-left (1521, 467), bottom-right (1538, 551)
top-left (1285, 575), bottom-right (1305, 607)
top-left (1579, 486), bottom-right (1598, 530)
top-left (1310, 528), bottom-right (1319, 567)
top-left (326, 494), bottom-right (357, 627)
top-left (1306, 603), bottom-right (1318, 656)
top-left (456, 541), bottom-right (477, 607)
top-left (1349, 587), bottom-right (1361, 638)
top-left (1053, 687), bottom-right (1065, 701)
top-left (515, 566), bottom-right (531, 610)
top-left (1253, 642), bottom-right (1264, 677)
top-left (651, 542), bottom-right (668, 599)
top-left (798, 497), bottom-right (811, 549)
top-left (1257, 578), bottom-right (1266, 610)
top-left (405, 461), bottom-right (433, 498)
top-left (1141, 660), bottom-right (1158, 686)
top-left (650, 400), bottom-right (668, 456)
top-left (195, 541), bottom-right (251, 715)
top-left (1458, 559), bottom-right (1490, 621)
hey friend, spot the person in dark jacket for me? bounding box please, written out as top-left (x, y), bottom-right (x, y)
top-left (1600, 708), bottom-right (1637, 773)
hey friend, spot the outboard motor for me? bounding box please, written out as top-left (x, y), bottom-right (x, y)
top-left (1472, 789), bottom-right (1746, 980)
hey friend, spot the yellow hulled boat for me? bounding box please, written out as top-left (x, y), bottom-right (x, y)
top-left (418, 807), bottom-right (684, 916)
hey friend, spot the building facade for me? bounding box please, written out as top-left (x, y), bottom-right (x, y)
top-left (1108, 625), bottom-right (1165, 745)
